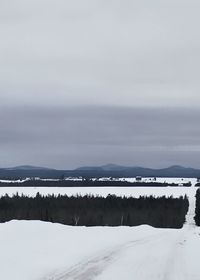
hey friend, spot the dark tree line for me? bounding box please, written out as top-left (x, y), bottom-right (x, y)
top-left (0, 179), bottom-right (192, 187)
top-left (194, 189), bottom-right (200, 225)
top-left (0, 193), bottom-right (188, 228)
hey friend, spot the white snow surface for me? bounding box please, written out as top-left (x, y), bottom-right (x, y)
top-left (0, 181), bottom-right (199, 280)
top-left (0, 177), bottom-right (197, 199)
top-left (0, 217), bottom-right (199, 280)
top-left (0, 186), bottom-right (196, 199)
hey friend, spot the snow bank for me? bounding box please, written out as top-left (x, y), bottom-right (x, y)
top-left (0, 220), bottom-right (159, 280)
top-left (0, 220), bottom-right (199, 280)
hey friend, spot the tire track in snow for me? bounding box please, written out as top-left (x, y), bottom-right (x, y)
top-left (41, 233), bottom-right (166, 280)
top-left (162, 232), bottom-right (188, 280)
top-left (162, 185), bottom-right (197, 280)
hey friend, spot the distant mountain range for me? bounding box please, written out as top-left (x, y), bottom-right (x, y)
top-left (5, 165), bottom-right (53, 171)
top-left (0, 164), bottom-right (200, 179)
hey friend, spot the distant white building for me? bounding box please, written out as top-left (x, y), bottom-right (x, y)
top-left (136, 176), bottom-right (142, 181)
top-left (30, 177), bottom-right (40, 181)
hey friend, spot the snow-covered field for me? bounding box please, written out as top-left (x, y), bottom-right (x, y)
top-left (0, 217), bottom-right (199, 280)
top-left (0, 186), bottom-right (197, 200)
top-left (0, 180), bottom-right (199, 280)
top-left (0, 177), bottom-right (197, 199)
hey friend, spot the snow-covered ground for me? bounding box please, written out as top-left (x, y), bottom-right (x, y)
top-left (0, 178), bottom-right (197, 199)
top-left (0, 186), bottom-right (197, 200)
top-left (0, 181), bottom-right (199, 280)
top-left (0, 217), bottom-right (199, 279)
top-left (0, 221), bottom-right (180, 280)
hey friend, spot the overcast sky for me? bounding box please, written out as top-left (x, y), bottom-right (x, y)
top-left (0, 0), bottom-right (200, 168)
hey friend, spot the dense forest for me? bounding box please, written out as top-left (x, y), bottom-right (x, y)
top-left (194, 189), bottom-right (200, 225)
top-left (0, 193), bottom-right (189, 228)
top-left (0, 179), bottom-right (192, 187)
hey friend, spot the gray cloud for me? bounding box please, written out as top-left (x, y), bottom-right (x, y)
top-left (0, 0), bottom-right (200, 108)
top-left (0, 106), bottom-right (200, 168)
top-left (0, 1), bottom-right (200, 167)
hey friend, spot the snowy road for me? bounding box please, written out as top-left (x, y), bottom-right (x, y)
top-left (42, 227), bottom-right (193, 280)
top-left (43, 231), bottom-right (185, 280)
top-left (41, 186), bottom-right (197, 280)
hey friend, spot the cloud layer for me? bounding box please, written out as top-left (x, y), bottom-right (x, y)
top-left (0, 106), bottom-right (200, 168)
top-left (1, 0), bottom-right (200, 108)
top-left (0, 1), bottom-right (200, 167)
